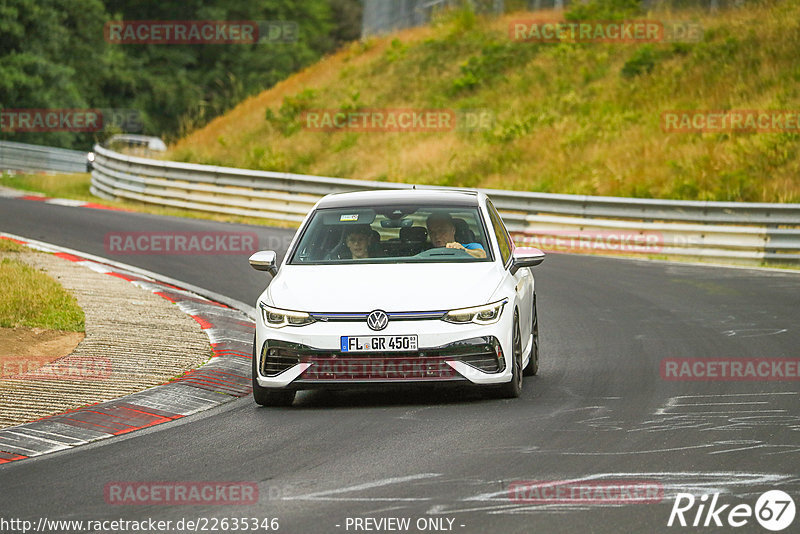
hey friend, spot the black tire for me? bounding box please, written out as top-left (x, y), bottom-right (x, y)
top-left (497, 311), bottom-right (523, 398)
top-left (252, 334), bottom-right (296, 407)
top-left (523, 296), bottom-right (539, 377)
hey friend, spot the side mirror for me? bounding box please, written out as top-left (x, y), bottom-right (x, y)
top-left (249, 250), bottom-right (278, 276)
top-left (510, 247), bottom-right (545, 274)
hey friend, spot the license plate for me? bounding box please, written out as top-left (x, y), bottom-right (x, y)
top-left (341, 335), bottom-right (418, 352)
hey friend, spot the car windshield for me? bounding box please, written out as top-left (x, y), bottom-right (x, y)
top-left (290, 205), bottom-right (492, 264)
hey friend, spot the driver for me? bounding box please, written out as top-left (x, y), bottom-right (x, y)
top-left (343, 224), bottom-right (372, 259)
top-left (426, 213), bottom-right (486, 258)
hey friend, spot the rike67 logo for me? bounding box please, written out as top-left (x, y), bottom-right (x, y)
top-left (668, 490), bottom-right (796, 531)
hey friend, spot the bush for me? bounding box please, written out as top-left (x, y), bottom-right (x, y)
top-left (451, 42), bottom-right (537, 94)
top-left (621, 45), bottom-right (663, 78)
top-left (566, 0), bottom-right (643, 21)
top-left (265, 89), bottom-right (318, 136)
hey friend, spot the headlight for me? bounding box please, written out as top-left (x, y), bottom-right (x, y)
top-left (442, 299), bottom-right (507, 325)
top-left (259, 302), bottom-right (315, 328)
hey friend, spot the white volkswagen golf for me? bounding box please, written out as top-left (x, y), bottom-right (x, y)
top-left (249, 189), bottom-right (544, 406)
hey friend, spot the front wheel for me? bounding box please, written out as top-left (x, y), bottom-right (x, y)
top-left (523, 296), bottom-right (539, 376)
top-left (497, 311), bottom-right (523, 398)
top-left (252, 335), bottom-right (296, 407)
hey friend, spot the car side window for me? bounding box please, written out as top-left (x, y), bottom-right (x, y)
top-left (487, 201), bottom-right (512, 265)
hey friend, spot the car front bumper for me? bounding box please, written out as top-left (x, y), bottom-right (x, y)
top-left (254, 318), bottom-right (514, 389)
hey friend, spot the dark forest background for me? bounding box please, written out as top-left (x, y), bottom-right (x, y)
top-left (0, 0), bottom-right (363, 148)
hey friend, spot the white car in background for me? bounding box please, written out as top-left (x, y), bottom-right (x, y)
top-left (87, 135), bottom-right (167, 172)
top-left (249, 189), bottom-right (545, 406)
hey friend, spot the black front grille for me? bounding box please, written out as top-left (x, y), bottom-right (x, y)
top-left (260, 337), bottom-right (503, 379)
top-left (301, 355), bottom-right (459, 381)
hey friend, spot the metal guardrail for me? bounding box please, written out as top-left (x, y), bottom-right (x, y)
top-left (0, 141), bottom-right (88, 174)
top-left (90, 144), bottom-right (800, 265)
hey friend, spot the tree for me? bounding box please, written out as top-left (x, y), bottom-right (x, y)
top-left (0, 0), bottom-right (348, 148)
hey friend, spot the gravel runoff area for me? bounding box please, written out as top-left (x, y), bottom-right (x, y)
top-left (0, 250), bottom-right (212, 428)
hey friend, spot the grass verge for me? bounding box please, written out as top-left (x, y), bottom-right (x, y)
top-left (0, 251), bottom-right (85, 332)
top-left (0, 238), bottom-right (26, 252)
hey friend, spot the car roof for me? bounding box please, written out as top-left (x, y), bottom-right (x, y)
top-left (106, 134), bottom-right (167, 151)
top-left (316, 189), bottom-right (482, 209)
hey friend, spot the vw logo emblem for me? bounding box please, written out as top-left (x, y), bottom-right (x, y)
top-left (367, 310), bottom-right (389, 331)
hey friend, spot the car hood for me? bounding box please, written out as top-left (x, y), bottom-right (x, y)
top-left (266, 262), bottom-right (502, 312)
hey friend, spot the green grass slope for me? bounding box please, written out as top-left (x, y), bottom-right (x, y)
top-left (171, 1), bottom-right (800, 202)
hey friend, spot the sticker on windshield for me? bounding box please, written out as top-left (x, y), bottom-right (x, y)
top-left (340, 214), bottom-right (359, 222)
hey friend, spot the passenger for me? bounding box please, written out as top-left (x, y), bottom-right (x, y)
top-left (426, 213), bottom-right (486, 259)
top-left (344, 224), bottom-right (372, 259)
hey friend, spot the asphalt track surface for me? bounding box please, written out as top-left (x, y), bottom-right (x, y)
top-left (1, 196), bottom-right (798, 534)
